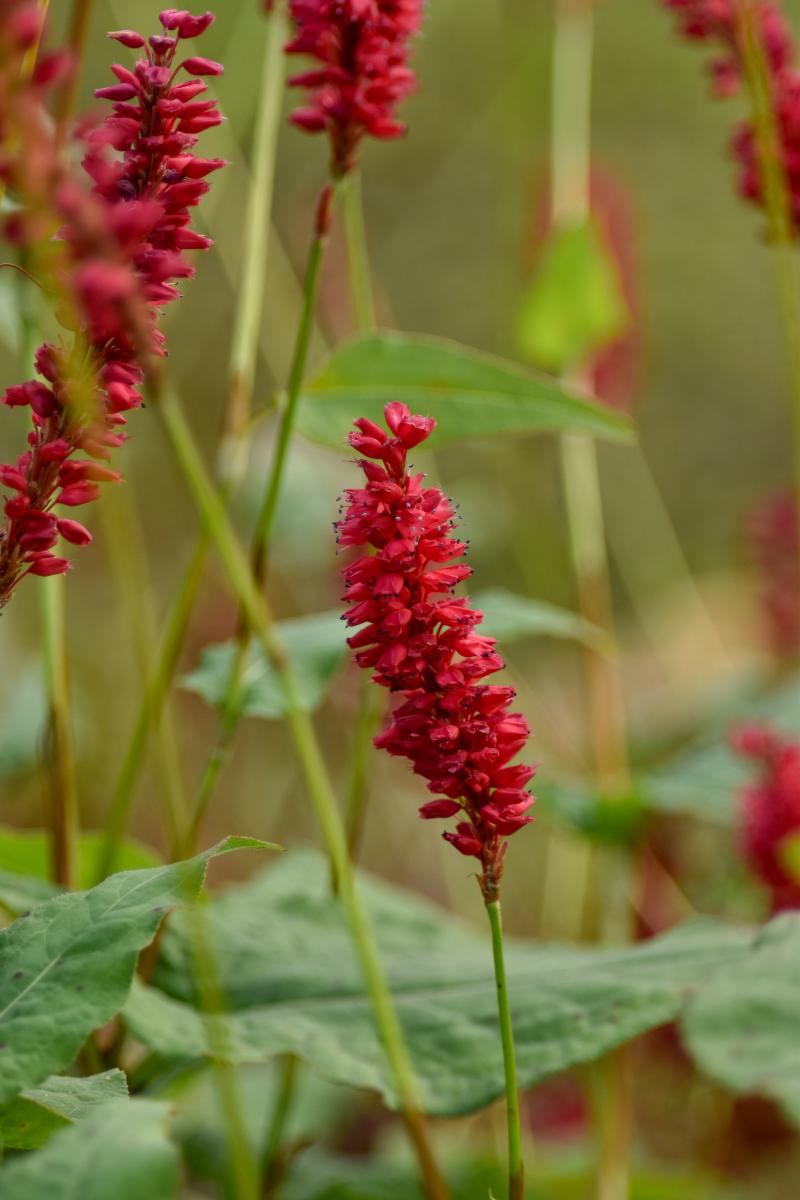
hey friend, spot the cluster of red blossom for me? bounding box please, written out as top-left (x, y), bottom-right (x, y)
top-left (0, 6), bottom-right (223, 606)
top-left (337, 404), bottom-right (534, 898)
top-left (733, 724), bottom-right (800, 912)
top-left (286, 0), bottom-right (423, 177)
top-left (746, 487), bottom-right (800, 660)
top-left (664, 0), bottom-right (800, 229)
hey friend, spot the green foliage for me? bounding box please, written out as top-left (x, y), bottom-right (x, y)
top-left (642, 674), bottom-right (800, 825)
top-left (0, 827), bottom-right (163, 915)
top-left (182, 610), bottom-right (346, 718)
top-left (473, 588), bottom-right (609, 652)
top-left (0, 1099), bottom-right (180, 1199)
top-left (296, 332), bottom-right (633, 450)
top-left (0, 837), bottom-right (271, 1103)
top-left (0, 1071), bottom-right (128, 1150)
top-left (682, 913), bottom-right (800, 1124)
top-left (517, 219), bottom-right (629, 374)
top-left (125, 849), bottom-right (752, 1118)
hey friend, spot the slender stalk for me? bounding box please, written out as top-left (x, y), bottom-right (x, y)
top-left (99, 486), bottom-right (189, 853)
top-left (220, 4), bottom-right (288, 490)
top-left (184, 189), bottom-right (332, 851)
top-left (735, 1), bottom-right (800, 520)
top-left (550, 3), bottom-right (632, 1196)
top-left (154, 384), bottom-right (449, 1200)
top-left (54, 0), bottom-right (95, 141)
top-left (98, 10), bottom-right (287, 871)
top-left (262, 1054), bottom-right (299, 1188)
top-left (40, 573), bottom-right (79, 888)
top-left (342, 171), bottom-right (377, 331)
top-left (340, 169), bottom-right (384, 860)
top-left (187, 903), bottom-right (260, 1200)
top-left (486, 899), bottom-right (524, 1200)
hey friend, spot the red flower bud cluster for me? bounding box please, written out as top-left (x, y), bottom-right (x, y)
top-left (664, 0), bottom-right (800, 231)
top-left (732, 724), bottom-right (800, 912)
top-left (286, 0), bottom-right (423, 177)
top-left (0, 8), bottom-right (224, 606)
top-left (746, 488), bottom-right (799, 661)
top-left (337, 403), bottom-right (535, 900)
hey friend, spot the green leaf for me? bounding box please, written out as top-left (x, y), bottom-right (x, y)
top-left (296, 332), bottom-right (633, 450)
top-left (682, 913), bottom-right (800, 1124)
top-left (182, 611), bottom-right (346, 718)
top-left (642, 674), bottom-right (800, 824)
top-left (0, 836), bottom-right (273, 1102)
top-left (125, 849), bottom-right (752, 1118)
top-left (473, 588), bottom-right (609, 652)
top-left (0, 827), bottom-right (164, 915)
top-left (0, 1099), bottom-right (180, 1199)
top-left (517, 219), bottom-right (629, 375)
top-left (0, 1071), bottom-right (128, 1150)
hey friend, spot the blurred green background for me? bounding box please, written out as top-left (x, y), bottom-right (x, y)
top-left (1, 0), bottom-right (791, 905)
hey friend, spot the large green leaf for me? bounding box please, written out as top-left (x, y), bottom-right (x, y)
top-left (517, 219), bottom-right (629, 375)
top-left (0, 836), bottom-right (272, 1102)
top-left (681, 913), bottom-right (800, 1124)
top-left (642, 674), bottom-right (799, 825)
top-left (0, 827), bottom-right (163, 916)
top-left (0, 1070), bottom-right (128, 1150)
top-left (474, 588), bottom-right (609, 652)
top-left (125, 849), bottom-right (752, 1118)
top-left (295, 332), bottom-right (633, 450)
top-left (182, 611), bottom-right (346, 718)
top-left (0, 1099), bottom-right (179, 1199)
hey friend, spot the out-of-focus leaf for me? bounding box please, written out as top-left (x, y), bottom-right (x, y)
top-left (0, 1099), bottom-right (179, 1199)
top-left (0, 265), bottom-right (21, 354)
top-left (0, 836), bottom-right (273, 1102)
top-left (642, 674), bottom-right (799, 825)
top-left (296, 332), bottom-right (633, 450)
top-left (0, 827), bottom-right (163, 915)
top-left (682, 913), bottom-right (800, 1124)
top-left (0, 1071), bottom-right (128, 1150)
top-left (125, 849), bottom-right (752, 1118)
top-left (282, 1149), bottom-right (727, 1200)
top-left (182, 611), bottom-right (346, 719)
top-left (474, 588), bottom-right (610, 652)
top-left (517, 219), bottom-right (629, 375)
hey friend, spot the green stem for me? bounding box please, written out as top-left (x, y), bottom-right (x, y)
top-left (154, 385), bottom-right (449, 1200)
top-left (220, 4), bottom-right (288, 490)
top-left (736, 1), bottom-right (800, 518)
top-left (262, 1054), bottom-right (299, 1186)
top-left (187, 904), bottom-right (260, 1200)
top-left (99, 486), bottom-right (188, 855)
top-left (95, 535), bottom-right (207, 882)
top-left (486, 899), bottom-right (524, 1200)
top-left (550, 4), bottom-right (632, 1198)
top-left (55, 0), bottom-right (94, 141)
top-left (183, 204), bottom-right (330, 853)
top-left (253, 213), bottom-right (330, 568)
top-left (342, 171), bottom-right (377, 332)
top-left (40, 573), bottom-right (79, 889)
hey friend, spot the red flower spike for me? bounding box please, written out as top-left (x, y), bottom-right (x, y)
top-left (285, 0), bottom-right (423, 177)
top-left (337, 403), bottom-right (536, 901)
top-left (732, 724), bottom-right (800, 912)
top-left (663, 0), bottom-right (800, 234)
top-left (0, 4), bottom-right (224, 607)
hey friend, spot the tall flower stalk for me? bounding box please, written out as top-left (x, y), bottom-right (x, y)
top-left (99, 2), bottom-right (288, 873)
top-left (338, 404), bottom-right (535, 1199)
top-left (549, 2), bottom-right (633, 1196)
